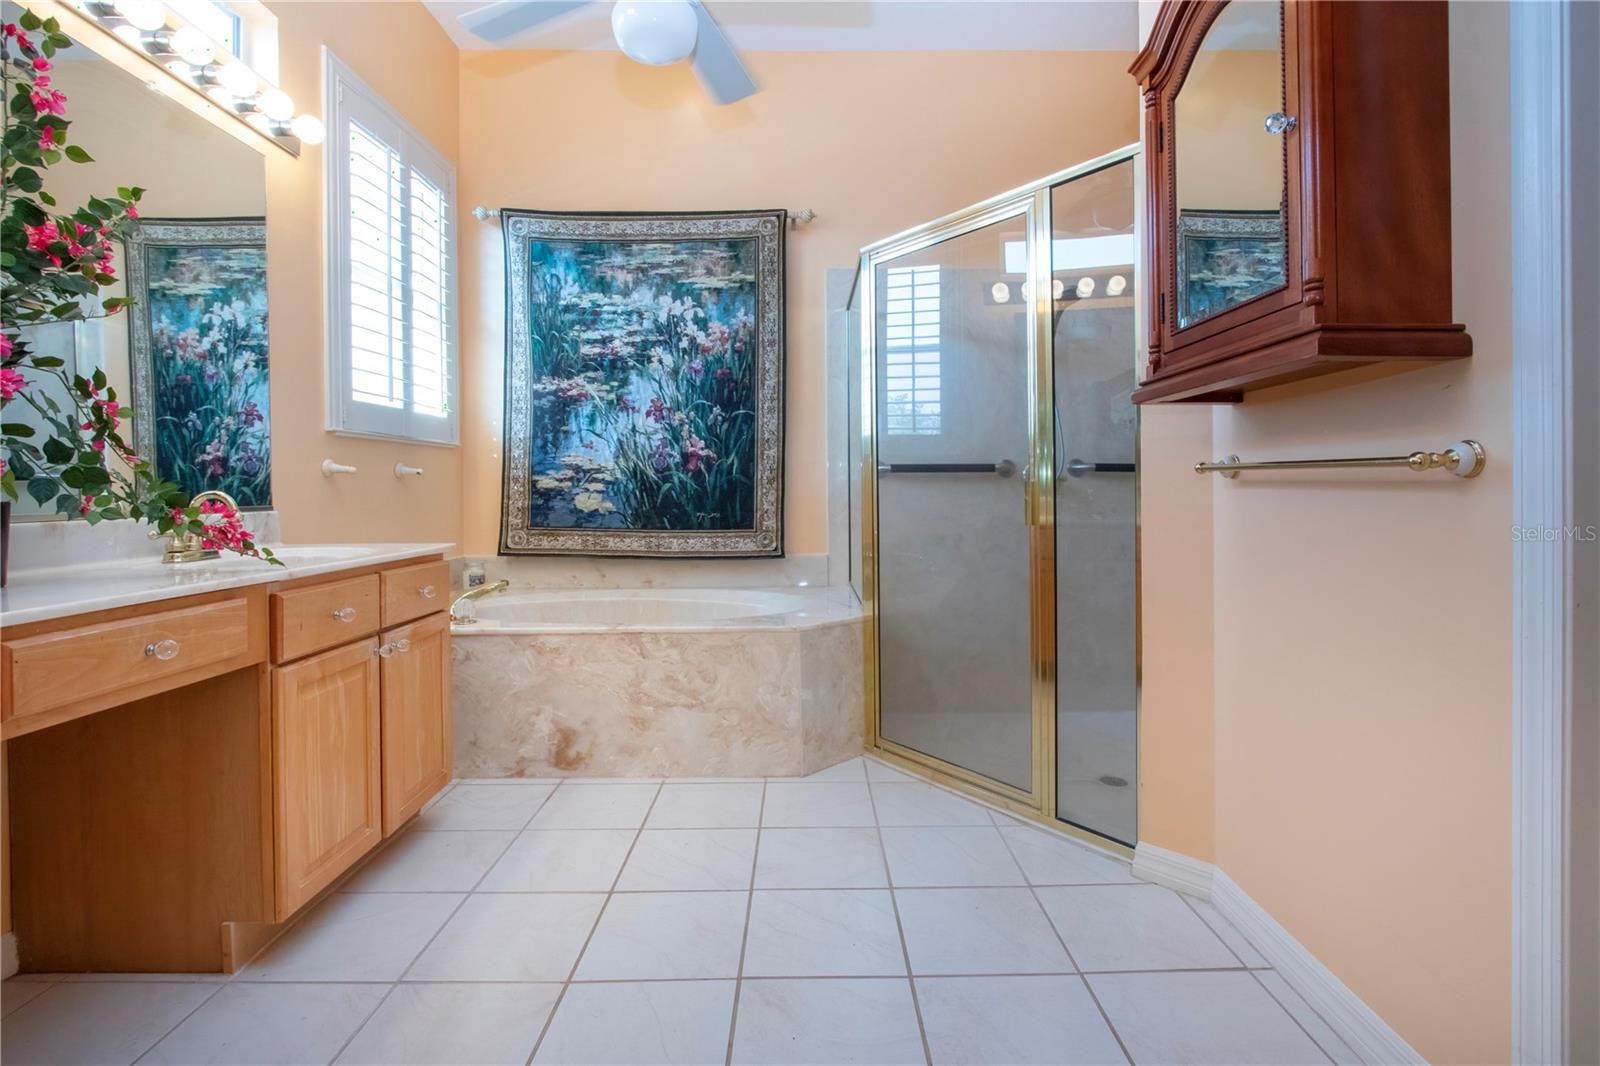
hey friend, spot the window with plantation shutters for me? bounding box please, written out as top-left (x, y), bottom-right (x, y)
top-left (325, 52), bottom-right (457, 444)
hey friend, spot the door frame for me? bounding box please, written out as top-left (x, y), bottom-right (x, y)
top-left (1509, 1), bottom-right (1594, 1061)
top-left (856, 143), bottom-right (1141, 852)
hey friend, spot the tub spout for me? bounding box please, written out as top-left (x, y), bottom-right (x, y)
top-left (451, 579), bottom-right (509, 624)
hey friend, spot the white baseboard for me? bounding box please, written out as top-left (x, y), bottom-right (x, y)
top-left (1131, 841), bottom-right (1215, 897)
top-left (1133, 843), bottom-right (1426, 1066)
top-left (2, 931), bottom-right (17, 979)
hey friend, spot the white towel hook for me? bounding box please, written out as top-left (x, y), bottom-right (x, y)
top-left (394, 463), bottom-right (424, 479)
top-left (321, 459), bottom-right (358, 477)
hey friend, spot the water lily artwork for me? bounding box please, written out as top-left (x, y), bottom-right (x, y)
top-left (500, 210), bottom-right (785, 557)
top-left (127, 218), bottom-right (270, 508)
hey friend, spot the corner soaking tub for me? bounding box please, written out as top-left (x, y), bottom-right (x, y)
top-left (450, 587), bottom-right (864, 779)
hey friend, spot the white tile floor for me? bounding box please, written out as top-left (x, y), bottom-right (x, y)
top-left (1, 756), bottom-right (1361, 1066)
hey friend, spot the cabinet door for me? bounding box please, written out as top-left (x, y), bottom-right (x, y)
top-left (272, 637), bottom-right (382, 919)
top-left (379, 612), bottom-right (451, 835)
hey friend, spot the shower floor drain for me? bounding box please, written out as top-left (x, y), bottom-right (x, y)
top-left (1098, 775), bottom-right (1129, 787)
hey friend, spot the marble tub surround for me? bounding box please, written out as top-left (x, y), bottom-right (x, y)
top-left (450, 552), bottom-right (830, 591)
top-left (0, 530), bottom-right (455, 625)
top-left (452, 599), bottom-right (864, 778)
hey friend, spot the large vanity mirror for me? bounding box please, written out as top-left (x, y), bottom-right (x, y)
top-left (1171, 0), bottom-right (1287, 331)
top-left (8, 16), bottom-right (269, 520)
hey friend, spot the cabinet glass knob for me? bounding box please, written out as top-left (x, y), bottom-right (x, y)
top-left (419, 585), bottom-right (436, 599)
top-left (395, 638), bottom-right (411, 653)
top-left (1265, 111), bottom-right (1298, 135)
top-left (145, 638), bottom-right (180, 661)
top-left (376, 642), bottom-right (394, 658)
top-left (332, 606), bottom-right (357, 622)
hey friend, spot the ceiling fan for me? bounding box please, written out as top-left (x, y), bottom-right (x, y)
top-left (457, 0), bottom-right (759, 105)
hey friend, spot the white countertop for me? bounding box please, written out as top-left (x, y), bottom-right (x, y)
top-left (0, 543), bottom-right (455, 627)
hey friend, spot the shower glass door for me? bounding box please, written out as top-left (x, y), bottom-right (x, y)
top-left (866, 203), bottom-right (1046, 799)
top-left (861, 146), bottom-right (1140, 844)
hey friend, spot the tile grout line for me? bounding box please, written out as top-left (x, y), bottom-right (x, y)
top-left (723, 778), bottom-right (768, 1066)
top-left (994, 824), bottom-right (1135, 1066)
top-left (1246, 969), bottom-right (1340, 1065)
top-left (325, 779), bottom-right (566, 1066)
top-left (865, 770), bottom-right (934, 1066)
top-left (523, 779), bottom-right (665, 1066)
top-left (126, 979), bottom-right (231, 1065)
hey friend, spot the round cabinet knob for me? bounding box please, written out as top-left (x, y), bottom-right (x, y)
top-left (376, 642), bottom-right (394, 658)
top-left (1264, 112), bottom-right (1299, 135)
top-left (145, 638), bottom-right (180, 661)
top-left (395, 638), bottom-right (412, 653)
top-left (332, 607), bottom-right (357, 622)
top-left (418, 585), bottom-right (437, 599)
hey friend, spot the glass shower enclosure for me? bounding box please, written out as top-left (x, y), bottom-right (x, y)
top-left (852, 145), bottom-right (1140, 847)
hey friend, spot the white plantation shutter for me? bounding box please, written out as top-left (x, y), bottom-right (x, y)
top-left (326, 52), bottom-right (457, 444)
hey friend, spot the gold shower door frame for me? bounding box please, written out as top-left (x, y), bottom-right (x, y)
top-left (857, 144), bottom-right (1141, 856)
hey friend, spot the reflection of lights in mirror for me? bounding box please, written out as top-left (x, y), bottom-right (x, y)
top-left (1076, 277), bottom-right (1096, 298)
top-left (991, 282), bottom-right (1012, 304)
top-left (983, 270), bottom-right (1132, 306)
top-left (79, 0), bottom-right (322, 156)
top-left (1052, 279), bottom-right (1066, 300)
top-left (1106, 274), bottom-right (1127, 297)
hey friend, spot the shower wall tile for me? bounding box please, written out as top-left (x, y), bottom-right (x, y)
top-left (452, 619), bottom-right (863, 779)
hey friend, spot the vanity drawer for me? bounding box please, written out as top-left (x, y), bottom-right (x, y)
top-left (3, 598), bottom-right (255, 724)
top-left (271, 575), bottom-right (380, 663)
top-left (381, 560), bottom-right (449, 627)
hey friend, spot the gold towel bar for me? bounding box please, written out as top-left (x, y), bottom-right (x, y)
top-left (1196, 440), bottom-right (1486, 479)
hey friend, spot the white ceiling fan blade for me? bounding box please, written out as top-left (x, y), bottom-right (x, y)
top-left (459, 0), bottom-right (591, 42)
top-left (687, 1), bottom-right (758, 105)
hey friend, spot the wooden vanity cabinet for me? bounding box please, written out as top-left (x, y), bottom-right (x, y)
top-left (3, 553), bottom-right (453, 972)
top-left (272, 637), bottom-right (384, 918)
top-left (1131, 0), bottom-right (1471, 403)
top-left (379, 612), bottom-right (451, 835)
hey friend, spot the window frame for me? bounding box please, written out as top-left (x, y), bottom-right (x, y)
top-left (881, 264), bottom-right (942, 436)
top-left (323, 49), bottom-right (459, 446)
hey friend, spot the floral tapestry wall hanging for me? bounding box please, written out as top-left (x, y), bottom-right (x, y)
top-left (127, 217), bottom-right (270, 508)
top-left (499, 209), bottom-right (785, 557)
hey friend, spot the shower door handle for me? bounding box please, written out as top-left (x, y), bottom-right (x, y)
top-left (1064, 459), bottom-right (1137, 477)
top-left (877, 460), bottom-right (1018, 477)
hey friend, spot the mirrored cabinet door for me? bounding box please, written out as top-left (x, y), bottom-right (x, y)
top-left (1172, 0), bottom-right (1289, 330)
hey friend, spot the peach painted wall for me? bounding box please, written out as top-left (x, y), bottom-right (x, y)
top-left (456, 50), bottom-right (1139, 556)
top-left (260, 1), bottom-right (462, 547)
top-left (1137, 3), bottom-right (1514, 1061)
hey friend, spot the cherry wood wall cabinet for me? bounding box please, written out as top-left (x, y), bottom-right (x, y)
top-left (1131, 0), bottom-right (1471, 404)
top-left (1, 553), bottom-right (452, 973)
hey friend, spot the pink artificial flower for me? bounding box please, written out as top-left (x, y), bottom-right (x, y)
top-left (0, 366), bottom-right (27, 401)
top-left (90, 439), bottom-right (105, 452)
top-left (32, 74), bottom-right (47, 88)
top-left (47, 255), bottom-right (60, 268)
top-left (0, 332), bottom-right (12, 358)
top-left (30, 88), bottom-right (66, 117)
top-left (37, 125), bottom-right (53, 150)
top-left (124, 204), bottom-right (139, 219)
top-left (78, 495), bottom-right (94, 516)
top-left (31, 56), bottom-right (49, 72)
top-left (67, 241), bottom-right (85, 258)
top-left (24, 221), bottom-right (58, 252)
top-left (73, 222), bottom-right (89, 238)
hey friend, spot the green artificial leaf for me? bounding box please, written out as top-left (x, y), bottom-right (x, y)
top-left (37, 190), bottom-right (54, 206)
top-left (28, 355), bottom-right (63, 368)
top-left (53, 492), bottom-right (78, 515)
top-left (7, 451), bottom-right (35, 479)
top-left (63, 145), bottom-right (91, 164)
top-left (41, 436), bottom-right (73, 464)
top-left (9, 167), bottom-right (42, 193)
top-left (1, 422), bottom-right (36, 438)
top-left (26, 475), bottom-right (56, 505)
top-left (18, 9), bottom-right (40, 30)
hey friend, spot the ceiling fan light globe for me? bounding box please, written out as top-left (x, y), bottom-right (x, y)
top-left (611, 0), bottom-right (698, 66)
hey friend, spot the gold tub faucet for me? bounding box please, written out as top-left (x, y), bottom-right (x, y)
top-left (450, 579), bottom-right (509, 624)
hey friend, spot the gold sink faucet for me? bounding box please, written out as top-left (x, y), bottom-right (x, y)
top-left (152, 489), bottom-right (240, 564)
top-left (450, 579), bottom-right (508, 624)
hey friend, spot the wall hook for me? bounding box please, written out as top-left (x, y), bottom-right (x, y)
top-left (321, 459), bottom-right (358, 477)
top-left (394, 463), bottom-right (424, 479)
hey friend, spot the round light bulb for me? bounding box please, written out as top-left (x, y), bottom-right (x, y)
top-left (112, 23), bottom-right (144, 46)
top-left (990, 282), bottom-right (1010, 304)
top-left (1020, 280), bottom-right (1034, 302)
top-left (1051, 278), bottom-right (1065, 300)
top-left (243, 110), bottom-right (274, 134)
top-left (290, 113), bottom-right (326, 145)
top-left (610, 0), bottom-right (698, 66)
top-left (257, 87), bottom-right (294, 121)
top-left (1106, 274), bottom-right (1127, 297)
top-left (205, 84), bottom-right (235, 107)
top-left (214, 61), bottom-right (257, 98)
top-left (115, 0), bottom-right (167, 32)
top-left (170, 26), bottom-right (215, 65)
top-left (1075, 276), bottom-right (1096, 299)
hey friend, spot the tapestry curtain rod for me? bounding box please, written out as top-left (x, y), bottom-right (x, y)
top-left (470, 206), bottom-right (817, 226)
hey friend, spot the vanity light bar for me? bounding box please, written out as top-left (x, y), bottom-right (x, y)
top-left (59, 0), bottom-right (322, 156)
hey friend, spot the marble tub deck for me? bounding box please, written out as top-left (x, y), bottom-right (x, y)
top-left (451, 590), bottom-right (864, 779)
